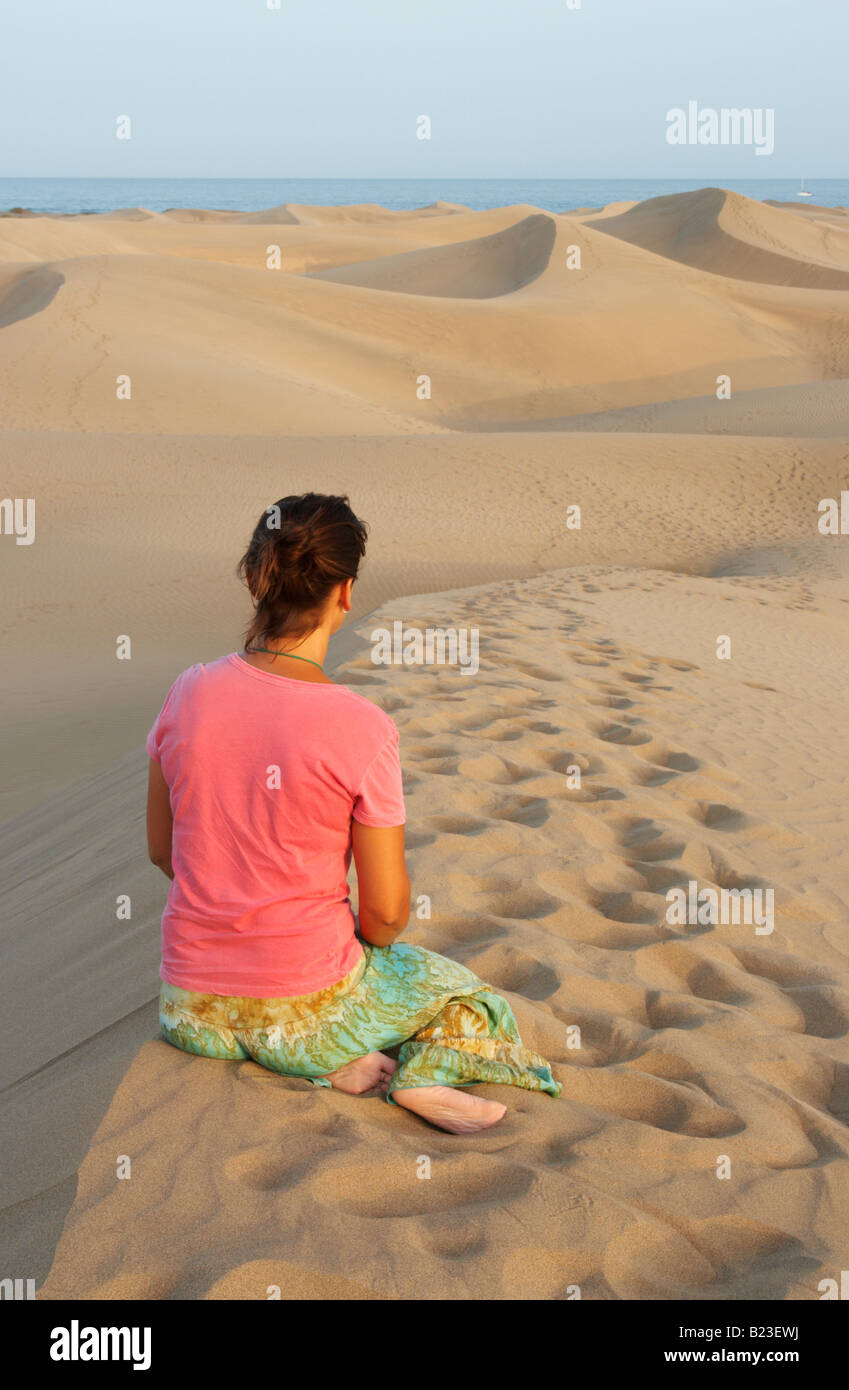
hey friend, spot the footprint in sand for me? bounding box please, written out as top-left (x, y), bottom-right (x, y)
top-left (310, 1158), bottom-right (534, 1218)
top-left (414, 755), bottom-right (460, 776)
top-left (374, 693), bottom-right (411, 713)
top-left (603, 1218), bottom-right (795, 1301)
top-left (582, 783), bottom-right (628, 801)
top-left (477, 725), bottom-right (527, 743)
top-left (406, 740), bottom-right (459, 760)
top-left (508, 661), bottom-right (564, 682)
top-left (557, 1066), bottom-right (741, 1137)
top-left (688, 801), bottom-right (750, 831)
top-left (645, 991), bottom-right (717, 1031)
top-left (537, 750), bottom-right (603, 776)
top-left (454, 876), bottom-right (562, 921)
top-left (612, 817), bottom-right (687, 861)
top-left (571, 654), bottom-right (611, 668)
top-left (633, 743), bottom-right (701, 774)
top-left (438, 918), bottom-right (510, 949)
top-left (224, 1129), bottom-right (351, 1192)
top-left (653, 657), bottom-right (701, 672)
top-left (490, 795), bottom-right (551, 827)
top-left (594, 721), bottom-right (653, 746)
top-left (827, 1063), bottom-right (849, 1123)
top-left (632, 766), bottom-right (687, 790)
top-left (771, 984), bottom-right (849, 1039)
top-left (413, 1220), bottom-right (490, 1261)
top-left (707, 857), bottom-right (775, 898)
top-left (340, 671), bottom-right (384, 687)
top-left (732, 945), bottom-right (831, 990)
top-left (456, 752), bottom-right (544, 784)
top-left (463, 943), bottom-right (561, 1000)
top-left (424, 814), bottom-right (491, 837)
top-left (403, 828), bottom-right (438, 849)
top-left (637, 943), bottom-right (810, 1033)
top-left (588, 888), bottom-right (664, 927)
top-left (589, 693), bottom-right (637, 710)
top-left (627, 862), bottom-right (694, 895)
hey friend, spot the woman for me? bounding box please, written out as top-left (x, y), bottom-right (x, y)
top-left (146, 492), bottom-right (561, 1133)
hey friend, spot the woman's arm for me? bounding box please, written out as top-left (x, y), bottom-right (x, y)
top-left (351, 822), bottom-right (410, 947)
top-left (146, 757), bottom-right (175, 880)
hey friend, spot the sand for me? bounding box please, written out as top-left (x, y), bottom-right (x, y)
top-left (1, 189), bottom-right (847, 1300)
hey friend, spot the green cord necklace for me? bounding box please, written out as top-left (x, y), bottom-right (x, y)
top-left (247, 646), bottom-right (324, 672)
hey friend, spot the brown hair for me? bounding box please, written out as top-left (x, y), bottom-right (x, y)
top-left (237, 493), bottom-right (368, 649)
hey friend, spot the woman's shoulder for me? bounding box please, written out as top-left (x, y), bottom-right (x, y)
top-left (331, 683), bottom-right (400, 741)
top-left (171, 656), bottom-right (222, 689)
top-left (156, 654), bottom-right (231, 705)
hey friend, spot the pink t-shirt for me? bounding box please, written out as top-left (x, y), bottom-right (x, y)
top-left (146, 652), bottom-right (406, 998)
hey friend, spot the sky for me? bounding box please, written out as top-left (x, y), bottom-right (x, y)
top-left (1, 0), bottom-right (845, 178)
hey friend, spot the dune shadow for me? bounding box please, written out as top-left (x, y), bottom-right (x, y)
top-left (310, 212), bottom-right (558, 300)
top-left (0, 268), bottom-right (65, 328)
top-left (432, 360), bottom-right (820, 433)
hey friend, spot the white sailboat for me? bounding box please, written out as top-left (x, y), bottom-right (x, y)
top-left (797, 177), bottom-right (812, 198)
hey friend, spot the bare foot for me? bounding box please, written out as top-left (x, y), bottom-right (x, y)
top-left (392, 1085), bottom-right (507, 1133)
top-left (324, 1052), bottom-right (398, 1096)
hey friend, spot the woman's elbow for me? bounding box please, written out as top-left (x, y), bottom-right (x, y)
top-left (148, 847), bottom-right (174, 878)
top-left (358, 898), bottom-right (410, 945)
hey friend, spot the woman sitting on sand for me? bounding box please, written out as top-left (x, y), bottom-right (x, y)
top-left (146, 492), bottom-right (561, 1133)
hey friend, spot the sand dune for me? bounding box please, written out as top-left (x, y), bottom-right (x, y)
top-left (313, 211), bottom-right (558, 297)
top-left (17, 565), bottom-right (849, 1300)
top-left (72, 207), bottom-right (159, 222)
top-left (589, 187), bottom-right (849, 288)
top-left (232, 200), bottom-right (469, 226)
top-left (2, 188), bottom-right (848, 1301)
top-left (2, 195), bottom-right (849, 436)
top-left (0, 204), bottom-right (515, 271)
top-left (158, 201), bottom-right (470, 226)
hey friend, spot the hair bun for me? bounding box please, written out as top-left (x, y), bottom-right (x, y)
top-left (238, 493), bottom-right (368, 647)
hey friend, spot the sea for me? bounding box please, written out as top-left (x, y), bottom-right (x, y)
top-left (2, 177), bottom-right (848, 216)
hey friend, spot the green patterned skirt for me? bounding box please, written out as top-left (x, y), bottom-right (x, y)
top-left (159, 941), bottom-right (561, 1104)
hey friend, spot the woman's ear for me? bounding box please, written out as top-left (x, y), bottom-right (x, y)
top-left (341, 577), bottom-right (354, 612)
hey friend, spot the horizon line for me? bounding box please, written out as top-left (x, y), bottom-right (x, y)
top-left (1, 173), bottom-right (842, 183)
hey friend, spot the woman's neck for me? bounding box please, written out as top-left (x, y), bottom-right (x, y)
top-left (241, 628), bottom-right (333, 683)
